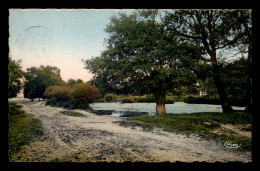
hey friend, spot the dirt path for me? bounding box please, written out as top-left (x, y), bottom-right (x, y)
top-left (9, 98), bottom-right (252, 162)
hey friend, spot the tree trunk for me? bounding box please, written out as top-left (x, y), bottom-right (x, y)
top-left (153, 82), bottom-right (167, 115)
top-left (197, 14), bottom-right (233, 114)
top-left (212, 64), bottom-right (234, 113)
top-left (245, 42), bottom-right (253, 112)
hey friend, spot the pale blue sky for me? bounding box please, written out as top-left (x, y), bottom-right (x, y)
top-left (9, 9), bottom-right (136, 82)
top-left (9, 9), bottom-right (245, 83)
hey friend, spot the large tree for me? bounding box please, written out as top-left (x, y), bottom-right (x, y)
top-left (225, 10), bottom-right (252, 111)
top-left (24, 65), bottom-right (65, 101)
top-left (84, 10), bottom-right (203, 115)
top-left (8, 57), bottom-right (25, 98)
top-left (164, 9), bottom-right (251, 113)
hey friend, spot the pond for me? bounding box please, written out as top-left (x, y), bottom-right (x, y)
top-left (89, 102), bottom-right (246, 117)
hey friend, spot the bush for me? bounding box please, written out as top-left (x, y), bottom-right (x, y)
top-left (104, 93), bottom-right (118, 102)
top-left (133, 96), bottom-right (156, 103)
top-left (115, 95), bottom-right (175, 104)
top-left (45, 97), bottom-right (57, 106)
top-left (132, 95), bottom-right (174, 104)
top-left (184, 95), bottom-right (220, 104)
top-left (44, 85), bottom-right (72, 101)
top-left (44, 83), bottom-right (101, 109)
top-left (165, 96), bottom-right (175, 104)
top-left (71, 83), bottom-right (101, 103)
top-left (228, 96), bottom-right (249, 107)
top-left (121, 97), bottom-right (136, 103)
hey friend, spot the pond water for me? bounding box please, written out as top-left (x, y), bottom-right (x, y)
top-left (89, 102), bottom-right (245, 117)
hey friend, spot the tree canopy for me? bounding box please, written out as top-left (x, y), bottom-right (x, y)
top-left (24, 65), bottom-right (65, 101)
top-left (8, 57), bottom-right (25, 98)
top-left (67, 78), bottom-right (84, 87)
top-left (84, 10), bottom-right (203, 115)
top-left (163, 9), bottom-right (252, 113)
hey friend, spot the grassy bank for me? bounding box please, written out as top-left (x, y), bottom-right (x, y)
top-left (8, 103), bottom-right (43, 160)
top-left (125, 111), bottom-right (252, 150)
top-left (99, 94), bottom-right (175, 104)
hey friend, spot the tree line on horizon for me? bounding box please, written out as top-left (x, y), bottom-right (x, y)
top-left (8, 9), bottom-right (252, 115)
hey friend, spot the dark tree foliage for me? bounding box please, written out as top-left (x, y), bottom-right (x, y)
top-left (84, 10), bottom-right (203, 115)
top-left (8, 57), bottom-right (25, 98)
top-left (221, 57), bottom-right (250, 106)
top-left (24, 65), bottom-right (65, 101)
top-left (164, 9), bottom-right (252, 113)
top-left (67, 78), bottom-right (84, 87)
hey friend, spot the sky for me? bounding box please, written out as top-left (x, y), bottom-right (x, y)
top-left (9, 9), bottom-right (245, 84)
top-left (9, 9), bottom-right (136, 82)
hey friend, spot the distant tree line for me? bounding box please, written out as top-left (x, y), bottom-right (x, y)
top-left (8, 60), bottom-right (101, 109)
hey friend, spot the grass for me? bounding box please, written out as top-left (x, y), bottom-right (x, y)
top-left (125, 111), bottom-right (252, 150)
top-left (60, 110), bottom-right (85, 117)
top-left (100, 94), bottom-right (175, 104)
top-left (8, 103), bottom-right (43, 159)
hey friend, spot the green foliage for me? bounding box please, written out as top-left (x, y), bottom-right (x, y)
top-left (44, 85), bottom-right (72, 101)
top-left (104, 93), bottom-right (118, 102)
top-left (184, 95), bottom-right (220, 105)
top-left (84, 10), bottom-right (203, 114)
top-left (132, 95), bottom-right (156, 103)
top-left (24, 65), bottom-right (65, 100)
top-left (44, 83), bottom-right (101, 109)
top-left (121, 97), bottom-right (136, 103)
top-left (8, 57), bottom-right (25, 98)
top-left (67, 79), bottom-right (84, 87)
top-left (71, 83), bottom-right (101, 103)
top-left (129, 95), bottom-right (174, 104)
top-left (221, 57), bottom-right (250, 106)
top-left (165, 96), bottom-right (175, 104)
top-left (165, 9), bottom-right (252, 111)
top-left (8, 103), bottom-right (42, 159)
top-left (101, 94), bottom-right (175, 104)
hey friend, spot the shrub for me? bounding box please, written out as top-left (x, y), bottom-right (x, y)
top-left (121, 97), bottom-right (136, 103)
top-left (44, 85), bottom-right (72, 101)
top-left (44, 83), bottom-right (100, 110)
top-left (132, 95), bottom-right (174, 104)
top-left (45, 97), bottom-right (57, 106)
top-left (71, 83), bottom-right (101, 103)
top-left (133, 96), bottom-right (156, 103)
top-left (104, 93), bottom-right (118, 102)
top-left (184, 95), bottom-right (220, 104)
top-left (165, 96), bottom-right (175, 104)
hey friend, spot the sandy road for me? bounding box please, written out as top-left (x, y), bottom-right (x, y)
top-left (9, 98), bottom-right (251, 162)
